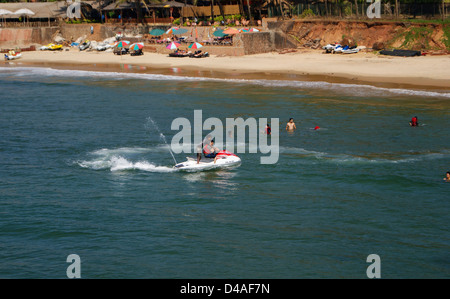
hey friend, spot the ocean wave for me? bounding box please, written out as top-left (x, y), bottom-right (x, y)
top-left (2, 66), bottom-right (449, 99)
top-left (280, 146), bottom-right (450, 164)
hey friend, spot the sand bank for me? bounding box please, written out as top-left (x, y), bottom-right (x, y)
top-left (7, 49), bottom-right (450, 89)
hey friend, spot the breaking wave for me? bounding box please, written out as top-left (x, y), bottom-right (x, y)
top-left (2, 66), bottom-right (450, 99)
top-left (280, 146), bottom-right (450, 164)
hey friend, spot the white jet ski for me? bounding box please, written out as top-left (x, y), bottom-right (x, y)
top-left (174, 150), bottom-right (241, 171)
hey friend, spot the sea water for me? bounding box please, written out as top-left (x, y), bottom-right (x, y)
top-left (0, 66), bottom-right (449, 278)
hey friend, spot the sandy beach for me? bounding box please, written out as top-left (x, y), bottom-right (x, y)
top-left (8, 49), bottom-right (450, 89)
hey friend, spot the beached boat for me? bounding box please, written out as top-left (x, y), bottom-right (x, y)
top-left (379, 49), bottom-right (421, 57)
top-left (323, 43), bottom-right (341, 53)
top-left (342, 48), bottom-right (360, 54)
top-left (40, 43), bottom-right (63, 51)
top-left (4, 51), bottom-right (22, 60)
top-left (79, 41), bottom-right (91, 51)
top-left (96, 43), bottom-right (113, 51)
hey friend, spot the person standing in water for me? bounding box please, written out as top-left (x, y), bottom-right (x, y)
top-left (286, 118), bottom-right (296, 132)
top-left (265, 124), bottom-right (271, 135)
top-left (410, 116), bottom-right (419, 127)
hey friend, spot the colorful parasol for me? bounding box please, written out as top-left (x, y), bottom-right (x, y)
top-left (166, 27), bottom-right (188, 35)
top-left (223, 28), bottom-right (240, 35)
top-left (149, 28), bottom-right (165, 36)
top-left (129, 42), bottom-right (144, 51)
top-left (115, 40), bottom-right (130, 48)
top-left (188, 42), bottom-right (203, 50)
top-left (166, 41), bottom-right (181, 50)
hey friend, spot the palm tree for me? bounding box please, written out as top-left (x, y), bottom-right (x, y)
top-left (442, 0), bottom-right (446, 21)
top-left (246, 0), bottom-right (253, 21)
top-left (111, 0), bottom-right (153, 23)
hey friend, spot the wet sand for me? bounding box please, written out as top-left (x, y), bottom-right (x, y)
top-left (5, 49), bottom-right (450, 90)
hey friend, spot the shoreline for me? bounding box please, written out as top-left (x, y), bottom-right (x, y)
top-left (4, 49), bottom-right (450, 90)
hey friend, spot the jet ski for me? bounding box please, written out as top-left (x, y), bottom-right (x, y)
top-left (342, 47), bottom-right (360, 54)
top-left (174, 150), bottom-right (241, 171)
top-left (79, 40), bottom-right (91, 51)
top-left (96, 43), bottom-right (113, 51)
top-left (323, 43), bottom-right (341, 53)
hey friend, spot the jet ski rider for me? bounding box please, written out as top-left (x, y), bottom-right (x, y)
top-left (203, 140), bottom-right (220, 159)
top-left (196, 135), bottom-right (220, 164)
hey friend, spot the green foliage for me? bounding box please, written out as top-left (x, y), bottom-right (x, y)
top-left (231, 14), bottom-right (242, 21)
top-left (443, 23), bottom-right (450, 50)
top-left (300, 9), bottom-right (315, 19)
top-left (389, 26), bottom-right (435, 50)
top-left (343, 1), bottom-right (352, 17)
top-left (173, 18), bottom-right (180, 25)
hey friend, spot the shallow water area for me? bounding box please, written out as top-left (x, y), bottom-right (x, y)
top-left (0, 65), bottom-right (449, 278)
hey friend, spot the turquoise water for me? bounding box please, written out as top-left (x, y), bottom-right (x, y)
top-left (0, 66), bottom-right (449, 278)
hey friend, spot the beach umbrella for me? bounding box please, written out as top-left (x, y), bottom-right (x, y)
top-left (166, 27), bottom-right (188, 35)
top-left (14, 8), bottom-right (35, 16)
top-left (166, 41), bottom-right (180, 50)
top-left (213, 29), bottom-right (227, 37)
top-left (115, 40), bottom-right (130, 48)
top-left (14, 8), bottom-right (34, 26)
top-left (129, 42), bottom-right (144, 51)
top-left (0, 9), bottom-right (13, 16)
top-left (149, 28), bottom-right (165, 36)
top-left (173, 28), bottom-right (188, 35)
top-left (188, 42), bottom-right (203, 50)
top-left (223, 28), bottom-right (240, 35)
top-left (249, 28), bottom-right (260, 32)
top-left (0, 9), bottom-right (13, 26)
top-left (166, 27), bottom-right (179, 34)
top-left (239, 28), bottom-right (250, 33)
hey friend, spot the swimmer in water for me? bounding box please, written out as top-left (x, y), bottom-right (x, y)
top-left (286, 118), bottom-right (296, 132)
top-left (409, 116), bottom-right (419, 127)
top-left (444, 171), bottom-right (450, 182)
top-left (265, 124), bottom-right (271, 135)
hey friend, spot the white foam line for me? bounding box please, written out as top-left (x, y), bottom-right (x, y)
top-left (2, 66), bottom-right (450, 99)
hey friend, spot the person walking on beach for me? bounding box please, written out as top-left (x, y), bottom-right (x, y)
top-left (286, 118), bottom-right (296, 132)
top-left (90, 25), bottom-right (94, 35)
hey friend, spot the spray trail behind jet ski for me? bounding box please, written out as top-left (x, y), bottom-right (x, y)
top-left (145, 117), bottom-right (178, 165)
